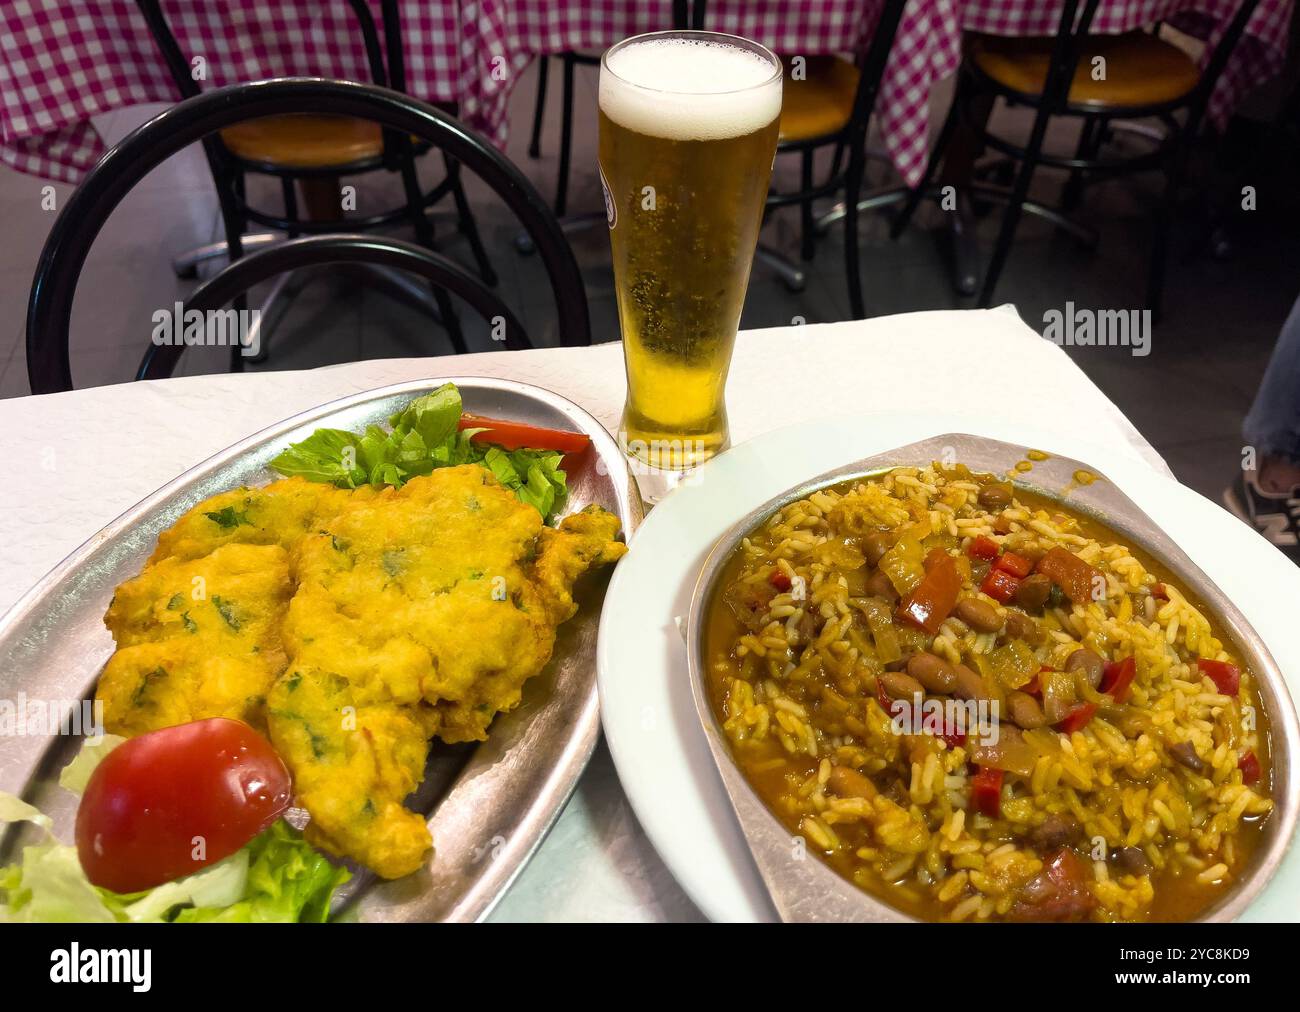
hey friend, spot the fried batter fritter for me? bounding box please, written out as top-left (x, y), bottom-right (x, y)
top-left (97, 464), bottom-right (627, 880)
top-left (99, 543), bottom-right (292, 736)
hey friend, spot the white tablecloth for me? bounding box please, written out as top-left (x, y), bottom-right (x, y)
top-left (0, 308), bottom-right (1170, 921)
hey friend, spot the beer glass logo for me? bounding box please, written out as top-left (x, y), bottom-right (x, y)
top-left (599, 162), bottom-right (617, 230)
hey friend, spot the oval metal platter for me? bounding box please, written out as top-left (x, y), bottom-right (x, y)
top-left (685, 433), bottom-right (1300, 923)
top-left (0, 376), bottom-right (643, 922)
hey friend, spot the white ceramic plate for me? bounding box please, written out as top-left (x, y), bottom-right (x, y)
top-left (596, 412), bottom-right (1300, 922)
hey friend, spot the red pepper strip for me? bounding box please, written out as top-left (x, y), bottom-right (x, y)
top-left (1035, 546), bottom-right (1103, 605)
top-left (458, 414), bottom-right (591, 454)
top-left (971, 766), bottom-right (1004, 818)
top-left (1099, 656), bottom-right (1137, 703)
top-left (980, 567), bottom-right (1021, 604)
top-left (995, 551), bottom-right (1033, 579)
top-left (769, 570), bottom-right (792, 592)
top-left (1238, 750), bottom-right (1262, 785)
top-left (1055, 702), bottom-right (1097, 733)
top-left (896, 555), bottom-right (962, 634)
top-left (967, 536), bottom-right (1000, 561)
top-left (875, 678), bottom-right (898, 719)
top-left (1021, 672), bottom-right (1043, 696)
top-left (1197, 659), bottom-right (1241, 696)
top-left (1151, 583), bottom-right (1169, 601)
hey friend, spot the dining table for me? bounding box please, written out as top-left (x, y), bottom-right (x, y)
top-left (3, 1), bottom-right (1291, 188)
top-left (0, 306), bottom-right (1182, 920)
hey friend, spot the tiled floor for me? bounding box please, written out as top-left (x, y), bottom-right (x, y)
top-left (3, 61), bottom-right (1299, 511)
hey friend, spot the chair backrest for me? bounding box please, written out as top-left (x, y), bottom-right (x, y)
top-left (1038, 0), bottom-right (1262, 121)
top-left (135, 234), bottom-right (531, 379)
top-left (27, 78), bottom-right (591, 393)
top-left (136, 0), bottom-right (411, 164)
top-left (686, 0), bottom-right (909, 145)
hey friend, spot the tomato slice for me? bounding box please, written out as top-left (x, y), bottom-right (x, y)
top-left (458, 414), bottom-right (591, 454)
top-left (76, 718), bottom-right (291, 893)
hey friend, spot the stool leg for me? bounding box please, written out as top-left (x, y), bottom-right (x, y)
top-left (800, 149), bottom-right (816, 262)
top-left (555, 54), bottom-right (575, 217)
top-left (843, 149), bottom-right (866, 319)
top-left (528, 56), bottom-right (549, 159)
top-left (397, 153), bottom-right (468, 354)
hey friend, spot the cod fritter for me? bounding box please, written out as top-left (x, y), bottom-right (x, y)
top-left (97, 465), bottom-right (626, 880)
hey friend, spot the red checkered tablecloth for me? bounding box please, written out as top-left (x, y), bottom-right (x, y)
top-left (1, 1), bottom-right (1293, 187)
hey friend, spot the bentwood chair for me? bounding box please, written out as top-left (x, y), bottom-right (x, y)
top-left (27, 80), bottom-right (591, 394)
top-left (136, 0), bottom-right (496, 354)
top-left (890, 0), bottom-right (1262, 319)
top-left (690, 0), bottom-right (908, 317)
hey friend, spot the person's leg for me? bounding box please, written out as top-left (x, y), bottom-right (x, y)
top-left (1243, 292), bottom-right (1300, 492)
top-left (1227, 293), bottom-right (1300, 559)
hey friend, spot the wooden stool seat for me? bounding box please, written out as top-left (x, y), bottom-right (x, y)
top-left (220, 114), bottom-right (384, 168)
top-left (971, 31), bottom-right (1201, 109)
top-left (779, 55), bottom-right (859, 143)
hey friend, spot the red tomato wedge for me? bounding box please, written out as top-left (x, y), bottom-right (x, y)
top-left (76, 718), bottom-right (292, 894)
top-left (458, 414), bottom-right (591, 454)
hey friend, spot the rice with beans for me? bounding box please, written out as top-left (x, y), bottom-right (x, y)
top-left (705, 463), bottom-right (1273, 922)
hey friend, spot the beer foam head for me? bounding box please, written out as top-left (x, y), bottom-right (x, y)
top-left (600, 36), bottom-right (781, 141)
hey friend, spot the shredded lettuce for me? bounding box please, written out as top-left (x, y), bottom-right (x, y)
top-left (0, 740), bottom-right (348, 924)
top-left (269, 383), bottom-right (569, 521)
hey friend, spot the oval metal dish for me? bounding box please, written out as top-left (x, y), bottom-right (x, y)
top-left (0, 376), bottom-right (643, 922)
top-left (685, 433), bottom-right (1300, 923)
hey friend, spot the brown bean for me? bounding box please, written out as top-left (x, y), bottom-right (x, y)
top-left (879, 672), bottom-right (924, 701)
top-left (865, 570), bottom-right (899, 602)
top-left (1030, 815), bottom-right (1081, 852)
top-left (1004, 610), bottom-right (1043, 646)
top-left (1064, 647), bottom-right (1105, 688)
top-left (954, 597), bottom-right (1002, 633)
top-left (1015, 573), bottom-right (1053, 613)
top-left (978, 485), bottom-right (1012, 511)
top-left (862, 531), bottom-right (894, 567)
top-left (907, 652), bottom-right (958, 693)
top-left (827, 765), bottom-right (877, 800)
top-left (1006, 690), bottom-right (1048, 729)
top-left (1111, 846), bottom-right (1153, 876)
top-left (951, 663), bottom-right (993, 702)
top-left (884, 650), bottom-right (914, 672)
top-left (1170, 741), bottom-right (1206, 773)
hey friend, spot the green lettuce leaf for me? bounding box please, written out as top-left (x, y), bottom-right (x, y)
top-left (267, 382), bottom-right (571, 522)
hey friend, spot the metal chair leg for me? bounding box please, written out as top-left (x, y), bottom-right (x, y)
top-left (800, 150), bottom-right (816, 262)
top-left (444, 153), bottom-right (498, 286)
top-left (843, 151), bottom-right (866, 319)
top-left (396, 147), bottom-right (467, 353)
top-left (528, 56), bottom-right (549, 159)
top-left (1062, 115), bottom-right (1099, 210)
top-left (753, 245), bottom-right (806, 291)
top-left (555, 54), bottom-right (576, 217)
top-left (1147, 144), bottom-right (1189, 324)
top-left (281, 177), bottom-right (300, 238)
top-left (172, 232), bottom-right (281, 278)
top-left (891, 84), bottom-right (962, 240)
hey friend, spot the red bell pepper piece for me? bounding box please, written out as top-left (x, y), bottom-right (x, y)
top-left (967, 536), bottom-right (1000, 561)
top-left (980, 567), bottom-right (1021, 603)
top-left (768, 570), bottom-right (792, 592)
top-left (875, 677), bottom-right (900, 719)
top-left (1197, 659), bottom-right (1240, 696)
top-left (1151, 583), bottom-right (1169, 601)
top-left (971, 766), bottom-right (1004, 818)
top-left (1035, 546), bottom-right (1103, 605)
top-left (1055, 702), bottom-right (1097, 733)
top-left (1238, 750), bottom-right (1261, 785)
top-left (995, 551), bottom-right (1033, 579)
top-left (1099, 656), bottom-right (1137, 703)
top-left (896, 555), bottom-right (962, 634)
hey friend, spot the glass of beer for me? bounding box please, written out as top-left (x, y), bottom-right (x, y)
top-left (598, 31), bottom-right (782, 500)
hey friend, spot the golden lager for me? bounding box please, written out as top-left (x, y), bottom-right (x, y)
top-left (599, 32), bottom-right (781, 491)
